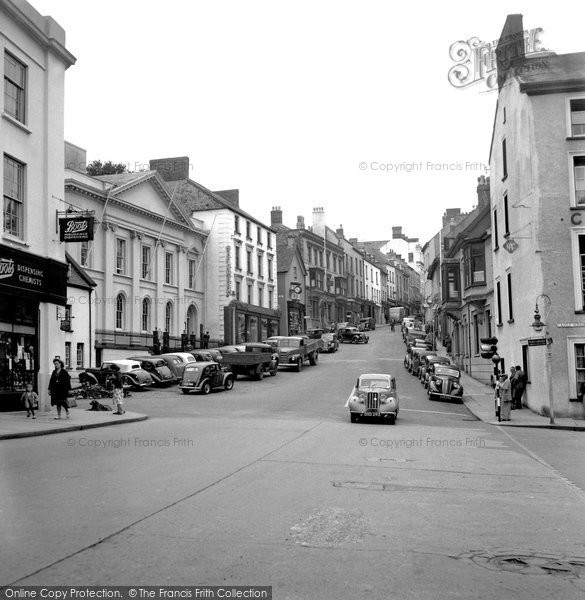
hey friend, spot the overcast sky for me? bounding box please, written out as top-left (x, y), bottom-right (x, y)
top-left (33, 0), bottom-right (585, 245)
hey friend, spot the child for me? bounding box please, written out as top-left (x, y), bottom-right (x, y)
top-left (21, 384), bottom-right (38, 419)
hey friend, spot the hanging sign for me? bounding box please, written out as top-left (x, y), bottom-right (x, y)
top-left (59, 216), bottom-right (94, 242)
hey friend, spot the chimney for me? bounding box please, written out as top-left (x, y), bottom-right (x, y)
top-left (476, 175), bottom-right (490, 207)
top-left (64, 141), bottom-right (87, 174)
top-left (442, 208), bottom-right (461, 227)
top-left (149, 157), bottom-right (191, 181)
top-left (392, 226), bottom-right (402, 239)
top-left (297, 215), bottom-right (305, 230)
top-left (215, 189), bottom-right (239, 208)
top-left (336, 224), bottom-right (344, 238)
top-left (271, 206), bottom-right (283, 226)
top-left (312, 206), bottom-right (326, 236)
top-left (349, 237), bottom-right (358, 245)
top-left (496, 14), bottom-right (525, 91)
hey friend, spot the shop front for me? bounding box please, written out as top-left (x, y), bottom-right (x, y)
top-left (287, 300), bottom-right (305, 335)
top-left (224, 301), bottom-right (280, 345)
top-left (0, 245), bottom-right (68, 410)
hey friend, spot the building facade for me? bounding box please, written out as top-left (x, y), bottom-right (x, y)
top-left (0, 0), bottom-right (75, 409)
top-left (489, 15), bottom-right (585, 417)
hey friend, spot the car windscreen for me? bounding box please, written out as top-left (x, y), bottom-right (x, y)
top-left (434, 367), bottom-right (460, 378)
top-left (359, 378), bottom-right (390, 389)
top-left (277, 338), bottom-right (301, 347)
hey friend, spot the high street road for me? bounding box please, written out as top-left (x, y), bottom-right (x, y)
top-left (3, 327), bottom-right (585, 599)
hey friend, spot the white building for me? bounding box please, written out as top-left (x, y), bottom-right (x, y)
top-left (151, 158), bottom-right (280, 344)
top-left (65, 145), bottom-right (208, 363)
top-left (0, 0), bottom-right (75, 410)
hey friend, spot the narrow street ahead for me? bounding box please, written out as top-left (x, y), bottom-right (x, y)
top-left (3, 327), bottom-right (585, 599)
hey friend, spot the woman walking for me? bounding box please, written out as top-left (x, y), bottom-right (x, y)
top-left (48, 358), bottom-right (72, 419)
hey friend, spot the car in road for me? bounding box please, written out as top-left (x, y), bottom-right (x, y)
top-left (346, 373), bottom-right (399, 424)
top-left (358, 317), bottom-right (375, 331)
top-left (420, 355), bottom-right (452, 386)
top-left (264, 336), bottom-right (321, 370)
top-left (179, 361), bottom-right (235, 395)
top-left (158, 353), bottom-right (195, 378)
top-left (410, 348), bottom-right (437, 377)
top-left (321, 331), bottom-right (339, 353)
top-left (427, 365), bottom-right (464, 402)
top-left (127, 356), bottom-right (179, 386)
top-left (337, 327), bottom-right (369, 344)
top-left (79, 360), bottom-right (153, 390)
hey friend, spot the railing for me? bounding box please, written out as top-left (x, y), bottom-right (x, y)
top-left (95, 329), bottom-right (222, 350)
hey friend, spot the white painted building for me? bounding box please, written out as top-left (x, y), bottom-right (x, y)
top-left (0, 0), bottom-right (75, 410)
top-left (65, 145), bottom-right (208, 363)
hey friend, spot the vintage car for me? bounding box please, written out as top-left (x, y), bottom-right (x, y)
top-left (346, 373), bottom-right (399, 424)
top-left (358, 317), bottom-right (375, 331)
top-left (158, 353), bottom-right (196, 378)
top-left (306, 328), bottom-right (325, 340)
top-left (179, 361), bottom-right (235, 394)
top-left (264, 336), bottom-right (320, 370)
top-left (420, 355), bottom-right (451, 386)
top-left (427, 365), bottom-right (464, 402)
top-left (189, 350), bottom-right (216, 362)
top-left (79, 360), bottom-right (153, 390)
top-left (404, 345), bottom-right (427, 372)
top-left (405, 329), bottom-right (428, 347)
top-left (410, 349), bottom-right (437, 377)
top-left (207, 348), bottom-right (224, 363)
top-left (338, 327), bottom-right (369, 344)
top-left (127, 356), bottom-right (179, 386)
top-left (221, 343), bottom-right (278, 379)
top-left (321, 332), bottom-right (339, 353)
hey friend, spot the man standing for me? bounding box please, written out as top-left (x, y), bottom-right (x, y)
top-left (513, 365), bottom-right (526, 409)
top-left (202, 331), bottom-right (210, 349)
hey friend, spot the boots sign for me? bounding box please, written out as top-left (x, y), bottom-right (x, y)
top-left (59, 216), bottom-right (94, 242)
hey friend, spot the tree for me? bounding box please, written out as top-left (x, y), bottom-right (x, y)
top-left (86, 160), bottom-right (127, 176)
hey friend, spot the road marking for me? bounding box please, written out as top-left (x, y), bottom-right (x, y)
top-left (400, 408), bottom-right (466, 416)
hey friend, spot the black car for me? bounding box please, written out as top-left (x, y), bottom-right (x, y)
top-left (127, 356), bottom-right (179, 385)
top-left (338, 327), bottom-right (369, 344)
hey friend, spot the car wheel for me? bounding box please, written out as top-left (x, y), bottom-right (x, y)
top-left (309, 352), bottom-right (318, 366)
top-left (429, 392), bottom-right (436, 401)
top-left (224, 377), bottom-right (234, 391)
top-left (388, 415), bottom-right (396, 425)
top-left (201, 381), bottom-right (211, 395)
top-left (350, 413), bottom-right (358, 423)
top-left (181, 389), bottom-right (190, 395)
top-left (365, 339), bottom-right (369, 344)
top-left (256, 367), bottom-right (264, 381)
top-left (351, 337), bottom-right (357, 344)
top-left (295, 357), bottom-right (303, 372)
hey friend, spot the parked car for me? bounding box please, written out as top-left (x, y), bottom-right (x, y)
top-left (264, 336), bottom-right (322, 370)
top-left (127, 356), bottom-right (178, 385)
top-left (179, 361), bottom-right (235, 394)
top-left (79, 360), bottom-right (153, 390)
top-left (321, 332), bottom-right (339, 353)
top-left (410, 349), bottom-right (437, 377)
top-left (159, 353), bottom-right (195, 378)
top-left (427, 365), bottom-right (464, 402)
top-left (420, 355), bottom-right (451, 386)
top-left (207, 348), bottom-right (224, 363)
top-left (358, 317), bottom-right (375, 331)
top-left (338, 327), bottom-right (369, 344)
top-left (306, 328), bottom-right (324, 340)
top-left (346, 373), bottom-right (399, 424)
top-left (221, 343), bottom-right (278, 379)
top-left (189, 350), bottom-right (216, 362)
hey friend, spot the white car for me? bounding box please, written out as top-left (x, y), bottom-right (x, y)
top-left (346, 373), bottom-right (399, 424)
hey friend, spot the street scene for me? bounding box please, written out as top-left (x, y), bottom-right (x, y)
top-left (3, 328), bottom-right (585, 598)
top-left (2, 0), bottom-right (585, 597)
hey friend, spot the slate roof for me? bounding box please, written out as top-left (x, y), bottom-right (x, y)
top-left (66, 252), bottom-right (96, 290)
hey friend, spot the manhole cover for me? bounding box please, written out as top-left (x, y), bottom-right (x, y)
top-left (458, 550), bottom-right (585, 579)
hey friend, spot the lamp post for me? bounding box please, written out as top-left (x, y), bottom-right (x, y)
top-left (531, 294), bottom-right (554, 425)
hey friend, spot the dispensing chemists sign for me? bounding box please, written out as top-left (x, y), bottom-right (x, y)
top-left (59, 216), bottom-right (94, 242)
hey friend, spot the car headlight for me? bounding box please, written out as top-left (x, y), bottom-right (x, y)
top-left (357, 393), bottom-right (365, 404)
top-left (380, 394), bottom-right (389, 403)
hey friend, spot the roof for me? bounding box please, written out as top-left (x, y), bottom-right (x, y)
top-left (65, 251), bottom-right (96, 289)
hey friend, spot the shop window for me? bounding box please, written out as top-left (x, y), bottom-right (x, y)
top-left (4, 51), bottom-right (26, 124)
top-left (0, 327), bottom-right (36, 392)
top-left (76, 343), bottom-right (84, 369)
top-left (3, 154), bottom-right (25, 238)
top-left (115, 294), bottom-right (126, 330)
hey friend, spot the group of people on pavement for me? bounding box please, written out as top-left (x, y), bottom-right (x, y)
top-left (21, 357), bottom-right (127, 420)
top-left (495, 365), bottom-right (527, 421)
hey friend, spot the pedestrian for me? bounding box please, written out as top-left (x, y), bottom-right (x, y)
top-left (21, 383), bottom-right (38, 419)
top-left (109, 364), bottom-right (125, 415)
top-left (509, 366), bottom-right (517, 409)
top-left (513, 365), bottom-right (526, 409)
top-left (48, 358), bottom-right (71, 419)
top-left (499, 373), bottom-right (512, 421)
top-left (202, 331), bottom-right (210, 349)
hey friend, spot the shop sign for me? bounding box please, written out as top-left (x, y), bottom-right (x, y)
top-left (59, 216), bottom-right (94, 242)
top-left (0, 245), bottom-right (68, 305)
top-left (557, 322), bottom-right (585, 328)
top-left (528, 337), bottom-right (547, 346)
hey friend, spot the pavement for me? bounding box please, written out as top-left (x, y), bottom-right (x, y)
top-left (0, 397), bottom-right (147, 440)
top-left (1, 324), bottom-right (583, 438)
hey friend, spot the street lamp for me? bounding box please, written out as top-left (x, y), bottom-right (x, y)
top-left (531, 294), bottom-right (554, 424)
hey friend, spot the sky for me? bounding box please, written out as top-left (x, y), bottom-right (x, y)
top-left (32, 0), bottom-right (585, 246)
